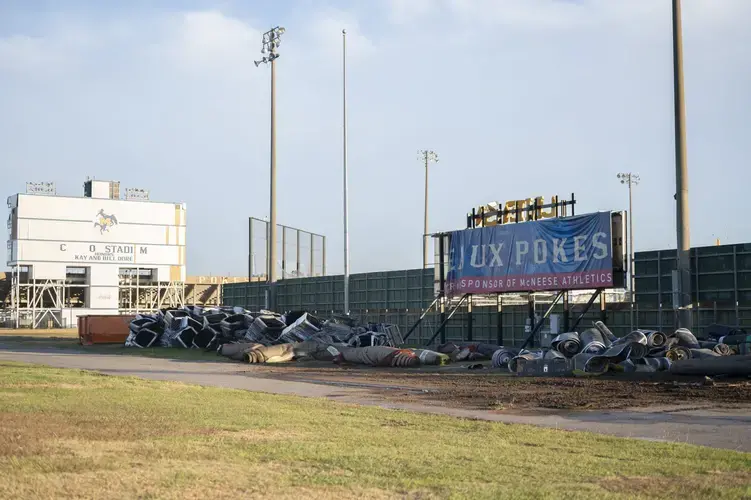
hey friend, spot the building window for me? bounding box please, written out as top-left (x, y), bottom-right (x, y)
top-left (65, 267), bottom-right (88, 308)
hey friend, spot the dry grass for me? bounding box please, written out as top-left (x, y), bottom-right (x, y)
top-left (0, 328), bottom-right (78, 338)
top-left (598, 472), bottom-right (751, 499)
top-left (0, 336), bottom-right (231, 361)
top-left (0, 361), bottom-right (749, 499)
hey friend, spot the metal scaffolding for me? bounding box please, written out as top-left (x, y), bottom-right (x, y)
top-left (8, 265), bottom-right (184, 328)
top-left (117, 269), bottom-right (184, 314)
top-left (10, 266), bottom-right (64, 328)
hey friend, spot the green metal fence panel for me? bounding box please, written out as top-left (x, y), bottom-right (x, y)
top-left (221, 246), bottom-right (751, 344)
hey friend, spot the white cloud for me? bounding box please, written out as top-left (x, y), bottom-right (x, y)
top-left (305, 9), bottom-right (377, 62)
top-left (445, 0), bottom-right (591, 28)
top-left (382, 0), bottom-right (751, 32)
top-left (0, 35), bottom-right (57, 72)
top-left (387, 0), bottom-right (436, 23)
top-left (157, 11), bottom-right (260, 73)
top-left (0, 30), bottom-right (90, 74)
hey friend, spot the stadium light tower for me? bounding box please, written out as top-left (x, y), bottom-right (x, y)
top-left (617, 172), bottom-right (640, 331)
top-left (419, 150), bottom-right (439, 269)
top-left (255, 26), bottom-right (285, 301)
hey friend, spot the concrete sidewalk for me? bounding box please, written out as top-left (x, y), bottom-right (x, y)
top-left (1, 349), bottom-right (749, 452)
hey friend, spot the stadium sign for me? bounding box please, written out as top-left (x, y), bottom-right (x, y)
top-left (446, 212), bottom-right (624, 295)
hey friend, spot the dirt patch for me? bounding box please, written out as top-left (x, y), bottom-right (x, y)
top-left (211, 428), bottom-right (309, 442)
top-left (597, 471), bottom-right (751, 498)
top-left (242, 363), bottom-right (751, 411)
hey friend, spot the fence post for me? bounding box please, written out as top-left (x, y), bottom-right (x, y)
top-left (713, 301), bottom-right (717, 324)
top-left (466, 295), bottom-right (473, 341)
top-left (658, 302), bottom-right (662, 332)
top-left (496, 295), bottom-right (503, 346)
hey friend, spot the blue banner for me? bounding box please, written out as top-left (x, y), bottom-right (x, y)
top-left (446, 212), bottom-right (614, 296)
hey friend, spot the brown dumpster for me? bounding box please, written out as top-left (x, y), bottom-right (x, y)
top-left (78, 315), bottom-right (135, 345)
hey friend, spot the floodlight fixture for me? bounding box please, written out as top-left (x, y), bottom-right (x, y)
top-left (256, 26), bottom-right (286, 67)
top-left (418, 150), bottom-right (439, 164)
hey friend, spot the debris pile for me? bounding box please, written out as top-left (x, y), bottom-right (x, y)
top-left (423, 322), bottom-right (750, 377)
top-left (124, 306), bottom-right (443, 367)
top-left (125, 310), bottom-right (750, 376)
top-left (484, 321), bottom-right (750, 377)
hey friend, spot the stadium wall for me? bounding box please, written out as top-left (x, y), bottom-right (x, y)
top-left (223, 243), bottom-right (751, 344)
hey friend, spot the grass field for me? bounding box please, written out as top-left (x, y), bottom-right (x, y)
top-left (0, 334), bottom-right (227, 361)
top-left (0, 362), bottom-right (749, 499)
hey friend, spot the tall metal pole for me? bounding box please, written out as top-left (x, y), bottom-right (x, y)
top-left (423, 153), bottom-right (429, 269)
top-left (618, 172), bottom-right (639, 331)
top-left (342, 29), bottom-right (350, 315)
top-left (309, 232), bottom-right (314, 277)
top-left (269, 57), bottom-right (278, 288)
top-left (296, 228), bottom-right (301, 277)
top-left (419, 150), bottom-right (438, 269)
top-left (628, 177), bottom-right (635, 331)
top-left (672, 0), bottom-right (692, 329)
top-left (322, 235), bottom-right (327, 275)
top-left (265, 219), bottom-right (270, 278)
top-left (255, 26), bottom-right (285, 309)
top-left (248, 217), bottom-right (255, 282)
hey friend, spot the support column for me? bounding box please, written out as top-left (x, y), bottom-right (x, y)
top-left (310, 233), bottom-right (315, 277)
top-left (496, 294), bottom-right (503, 345)
top-left (248, 217), bottom-right (253, 279)
top-left (438, 235), bottom-right (446, 344)
top-left (527, 293), bottom-right (535, 347)
top-left (466, 295), bottom-right (473, 342)
top-left (734, 246), bottom-right (740, 326)
top-left (322, 236), bottom-right (327, 276)
top-left (296, 229), bottom-right (301, 277)
top-left (281, 226), bottom-right (286, 280)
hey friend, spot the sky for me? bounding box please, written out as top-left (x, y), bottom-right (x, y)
top-left (1, 0), bottom-right (749, 277)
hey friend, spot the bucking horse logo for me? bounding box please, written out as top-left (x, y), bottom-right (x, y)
top-left (94, 209), bottom-right (118, 234)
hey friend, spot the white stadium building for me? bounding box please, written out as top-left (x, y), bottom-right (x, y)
top-left (6, 179), bottom-right (186, 328)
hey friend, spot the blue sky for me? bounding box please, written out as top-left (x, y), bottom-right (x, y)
top-left (1, 0), bottom-right (749, 276)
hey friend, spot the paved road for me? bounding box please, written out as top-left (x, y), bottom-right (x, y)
top-left (1, 349), bottom-right (749, 452)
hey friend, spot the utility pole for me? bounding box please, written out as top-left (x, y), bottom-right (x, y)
top-left (419, 150), bottom-right (439, 268)
top-left (617, 173), bottom-right (640, 332)
top-left (255, 26), bottom-right (286, 308)
top-left (672, 0), bottom-right (692, 329)
top-left (342, 29), bottom-right (350, 315)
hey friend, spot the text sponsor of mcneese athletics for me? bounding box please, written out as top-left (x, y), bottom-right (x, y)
top-left (446, 212), bottom-right (614, 295)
